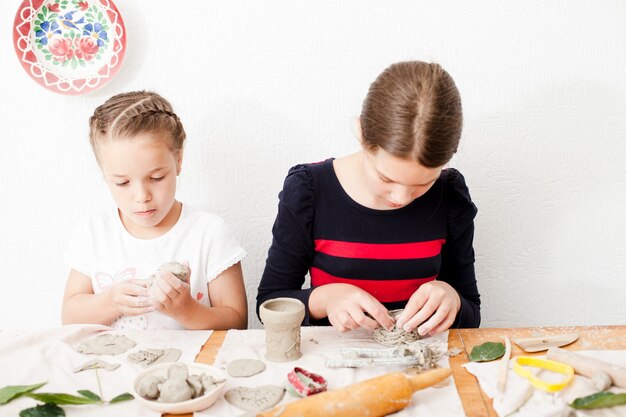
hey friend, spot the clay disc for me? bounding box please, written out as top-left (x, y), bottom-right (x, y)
top-left (224, 385), bottom-right (285, 412)
top-left (227, 359), bottom-right (266, 378)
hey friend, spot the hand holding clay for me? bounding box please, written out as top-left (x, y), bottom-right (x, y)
top-left (150, 266), bottom-right (194, 317)
top-left (311, 283), bottom-right (394, 332)
top-left (110, 279), bottom-right (155, 316)
top-left (395, 280), bottom-right (461, 336)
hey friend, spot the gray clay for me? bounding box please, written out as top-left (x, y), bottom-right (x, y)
top-left (159, 261), bottom-right (190, 283)
top-left (74, 359), bottom-right (120, 373)
top-left (591, 371), bottom-right (612, 391)
top-left (128, 349), bottom-right (165, 366)
top-left (224, 385), bottom-right (286, 412)
top-left (151, 348), bottom-right (182, 366)
top-left (138, 363), bottom-right (225, 403)
top-left (137, 375), bottom-right (165, 399)
top-left (157, 363), bottom-right (193, 403)
top-left (77, 334), bottom-right (136, 355)
top-left (128, 348), bottom-right (181, 367)
top-left (372, 309), bottom-right (421, 346)
top-left (227, 359), bottom-right (267, 378)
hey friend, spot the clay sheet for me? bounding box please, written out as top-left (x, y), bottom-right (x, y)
top-left (0, 324), bottom-right (212, 417)
top-left (463, 350), bottom-right (626, 417)
top-left (201, 327), bottom-right (464, 416)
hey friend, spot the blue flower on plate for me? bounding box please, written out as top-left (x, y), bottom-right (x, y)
top-left (35, 21), bottom-right (62, 46)
top-left (83, 23), bottom-right (108, 47)
top-left (59, 11), bottom-right (85, 30)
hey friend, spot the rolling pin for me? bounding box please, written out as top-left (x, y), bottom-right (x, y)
top-left (257, 368), bottom-right (452, 417)
top-left (546, 347), bottom-right (626, 388)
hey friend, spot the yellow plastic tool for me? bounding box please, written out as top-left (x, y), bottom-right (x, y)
top-left (513, 356), bottom-right (574, 392)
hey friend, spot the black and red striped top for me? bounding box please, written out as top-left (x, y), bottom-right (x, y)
top-left (256, 159), bottom-right (480, 327)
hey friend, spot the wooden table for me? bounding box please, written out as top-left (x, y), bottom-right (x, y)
top-left (175, 325), bottom-right (626, 417)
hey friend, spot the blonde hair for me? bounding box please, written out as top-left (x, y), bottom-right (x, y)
top-left (360, 61), bottom-right (463, 168)
top-left (89, 91), bottom-right (186, 159)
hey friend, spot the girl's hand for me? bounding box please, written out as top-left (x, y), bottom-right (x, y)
top-left (395, 281), bottom-right (461, 336)
top-left (110, 279), bottom-right (155, 316)
top-left (310, 283), bottom-right (395, 332)
top-left (150, 270), bottom-right (194, 317)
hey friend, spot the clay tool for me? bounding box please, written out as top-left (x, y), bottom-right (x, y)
top-left (546, 346), bottom-right (626, 388)
top-left (513, 332), bottom-right (579, 353)
top-left (513, 356), bottom-right (574, 392)
top-left (257, 368), bottom-right (452, 417)
top-left (497, 336), bottom-right (512, 392)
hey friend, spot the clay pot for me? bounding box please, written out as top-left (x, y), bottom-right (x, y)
top-left (259, 298), bottom-right (305, 362)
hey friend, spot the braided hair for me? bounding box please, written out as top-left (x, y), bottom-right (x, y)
top-left (89, 91), bottom-right (186, 159)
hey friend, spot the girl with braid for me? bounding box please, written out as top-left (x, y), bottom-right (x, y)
top-left (257, 61), bottom-right (480, 335)
top-left (62, 91), bottom-right (247, 330)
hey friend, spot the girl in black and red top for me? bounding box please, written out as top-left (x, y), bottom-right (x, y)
top-left (257, 61), bottom-right (480, 336)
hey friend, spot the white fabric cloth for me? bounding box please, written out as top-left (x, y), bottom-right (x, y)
top-left (463, 350), bottom-right (626, 417)
top-left (0, 325), bottom-right (212, 417)
top-left (63, 204), bottom-right (246, 330)
top-left (200, 327), bottom-right (465, 417)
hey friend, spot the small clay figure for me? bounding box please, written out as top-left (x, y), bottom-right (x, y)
top-left (137, 374), bottom-right (166, 400)
top-left (157, 363), bottom-right (194, 403)
top-left (137, 363), bottom-right (225, 403)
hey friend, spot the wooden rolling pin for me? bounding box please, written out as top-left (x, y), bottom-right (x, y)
top-left (257, 368), bottom-right (452, 417)
top-left (546, 347), bottom-right (626, 388)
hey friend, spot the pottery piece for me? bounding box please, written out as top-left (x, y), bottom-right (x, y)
top-left (259, 298), bottom-right (305, 362)
top-left (224, 385), bottom-right (285, 412)
top-left (227, 359), bottom-right (266, 377)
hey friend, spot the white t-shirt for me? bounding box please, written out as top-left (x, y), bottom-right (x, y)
top-left (63, 204), bottom-right (246, 330)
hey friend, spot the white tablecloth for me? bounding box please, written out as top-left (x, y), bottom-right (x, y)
top-left (463, 350), bottom-right (626, 417)
top-left (199, 327), bottom-right (465, 416)
top-left (0, 324), bottom-right (212, 417)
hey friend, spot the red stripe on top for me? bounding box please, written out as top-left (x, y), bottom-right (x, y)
top-left (314, 239), bottom-right (445, 260)
top-left (310, 267), bottom-right (436, 303)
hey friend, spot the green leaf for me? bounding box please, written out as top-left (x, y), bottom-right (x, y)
top-left (0, 382), bottom-right (47, 405)
top-left (469, 342), bottom-right (505, 362)
top-left (570, 392), bottom-right (626, 409)
top-left (77, 390), bottom-right (101, 401)
top-left (45, 54), bottom-right (52, 60)
top-left (109, 392), bottom-right (133, 403)
top-left (26, 392), bottom-right (99, 405)
top-left (19, 403), bottom-right (65, 417)
top-left (71, 58), bottom-right (78, 69)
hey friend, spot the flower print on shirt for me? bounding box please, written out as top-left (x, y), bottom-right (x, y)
top-left (93, 267), bottom-right (136, 291)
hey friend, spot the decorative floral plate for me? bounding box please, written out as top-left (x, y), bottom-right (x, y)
top-left (13, 0), bottom-right (126, 95)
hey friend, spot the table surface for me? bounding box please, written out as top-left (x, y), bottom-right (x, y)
top-left (175, 325), bottom-right (626, 417)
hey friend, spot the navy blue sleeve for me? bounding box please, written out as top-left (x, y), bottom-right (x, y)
top-left (437, 169), bottom-right (481, 328)
top-left (256, 165), bottom-right (317, 325)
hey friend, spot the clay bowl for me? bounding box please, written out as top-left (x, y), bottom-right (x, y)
top-left (132, 362), bottom-right (227, 414)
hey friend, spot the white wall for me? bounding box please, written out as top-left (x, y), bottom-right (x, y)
top-left (1, 1), bottom-right (624, 331)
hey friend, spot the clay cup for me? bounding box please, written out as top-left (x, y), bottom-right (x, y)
top-left (259, 298), bottom-right (305, 362)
